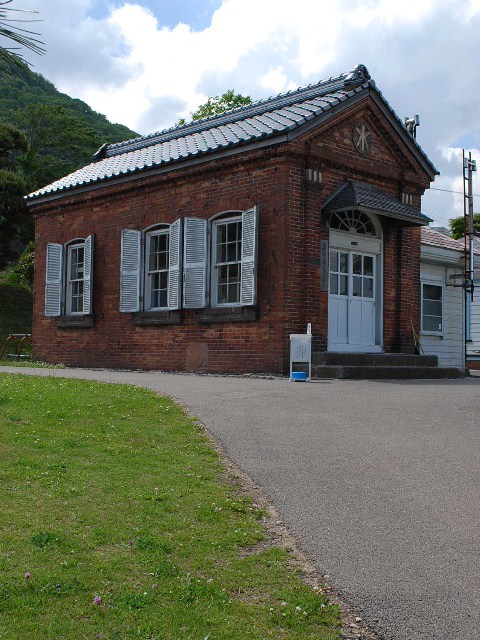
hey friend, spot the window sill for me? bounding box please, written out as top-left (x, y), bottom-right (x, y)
top-left (196, 306), bottom-right (257, 324)
top-left (131, 310), bottom-right (181, 326)
top-left (420, 331), bottom-right (443, 338)
top-left (55, 315), bottom-right (94, 328)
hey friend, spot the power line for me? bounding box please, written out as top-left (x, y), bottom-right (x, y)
top-left (430, 187), bottom-right (480, 197)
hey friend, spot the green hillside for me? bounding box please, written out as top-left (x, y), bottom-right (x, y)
top-left (0, 69), bottom-right (138, 192)
top-left (0, 69), bottom-right (138, 268)
top-left (1, 71), bottom-right (136, 144)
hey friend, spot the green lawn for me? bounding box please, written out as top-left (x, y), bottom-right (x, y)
top-left (0, 375), bottom-right (341, 640)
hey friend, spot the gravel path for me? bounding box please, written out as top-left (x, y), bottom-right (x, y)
top-left (3, 366), bottom-right (480, 640)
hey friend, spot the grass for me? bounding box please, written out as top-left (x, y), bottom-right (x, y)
top-left (0, 374), bottom-right (341, 640)
top-left (0, 360), bottom-right (65, 368)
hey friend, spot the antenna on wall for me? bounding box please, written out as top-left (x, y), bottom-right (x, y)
top-left (404, 115), bottom-right (420, 138)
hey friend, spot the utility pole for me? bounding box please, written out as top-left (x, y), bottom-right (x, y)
top-left (463, 150), bottom-right (477, 366)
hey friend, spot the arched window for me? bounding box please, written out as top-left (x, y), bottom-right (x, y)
top-left (329, 210), bottom-right (377, 236)
top-left (45, 235), bottom-right (94, 317)
top-left (144, 224), bottom-right (171, 310)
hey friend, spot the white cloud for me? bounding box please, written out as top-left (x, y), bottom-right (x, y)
top-left (466, 0), bottom-right (480, 19)
top-left (259, 67), bottom-right (296, 94)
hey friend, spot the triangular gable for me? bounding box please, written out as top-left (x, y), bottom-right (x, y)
top-left (291, 94), bottom-right (435, 185)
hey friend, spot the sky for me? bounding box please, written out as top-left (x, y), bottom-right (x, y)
top-left (5, 0), bottom-right (480, 226)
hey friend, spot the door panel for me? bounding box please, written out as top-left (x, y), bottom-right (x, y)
top-left (328, 250), bottom-right (378, 350)
top-left (329, 295), bottom-right (348, 345)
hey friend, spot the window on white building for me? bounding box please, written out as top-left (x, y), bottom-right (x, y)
top-left (421, 282), bottom-right (443, 333)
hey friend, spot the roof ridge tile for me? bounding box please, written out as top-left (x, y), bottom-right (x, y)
top-left (102, 65), bottom-right (369, 158)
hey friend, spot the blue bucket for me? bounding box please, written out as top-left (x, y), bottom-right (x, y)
top-left (291, 371), bottom-right (307, 381)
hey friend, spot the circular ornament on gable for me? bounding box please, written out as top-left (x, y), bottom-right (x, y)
top-left (352, 122), bottom-right (371, 156)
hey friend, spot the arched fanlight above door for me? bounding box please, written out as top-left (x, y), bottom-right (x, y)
top-left (329, 210), bottom-right (377, 237)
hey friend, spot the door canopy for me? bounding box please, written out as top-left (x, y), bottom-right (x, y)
top-left (323, 180), bottom-right (432, 226)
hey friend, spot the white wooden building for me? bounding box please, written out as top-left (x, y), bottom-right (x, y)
top-left (420, 228), bottom-right (466, 368)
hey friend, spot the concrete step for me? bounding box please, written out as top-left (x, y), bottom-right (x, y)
top-left (312, 365), bottom-right (467, 380)
top-left (313, 352), bottom-right (439, 367)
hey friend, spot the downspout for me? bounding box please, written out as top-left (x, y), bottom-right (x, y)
top-left (302, 143), bottom-right (310, 333)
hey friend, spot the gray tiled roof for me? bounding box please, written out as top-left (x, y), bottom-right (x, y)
top-left (421, 227), bottom-right (465, 251)
top-left (26, 64), bottom-right (437, 202)
top-left (421, 228), bottom-right (480, 254)
top-left (323, 180), bottom-right (432, 225)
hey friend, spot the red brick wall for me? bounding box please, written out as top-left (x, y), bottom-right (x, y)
top-left (31, 97), bottom-right (431, 372)
top-left (33, 152), bottom-right (297, 372)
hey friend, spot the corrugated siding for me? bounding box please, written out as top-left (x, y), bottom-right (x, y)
top-left (420, 263), bottom-right (464, 367)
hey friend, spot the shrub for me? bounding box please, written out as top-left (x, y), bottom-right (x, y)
top-left (5, 241), bottom-right (34, 288)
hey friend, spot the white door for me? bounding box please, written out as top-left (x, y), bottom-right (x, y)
top-left (328, 250), bottom-right (376, 350)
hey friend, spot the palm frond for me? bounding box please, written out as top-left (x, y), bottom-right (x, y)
top-left (0, 1), bottom-right (44, 58)
top-left (0, 1), bottom-right (44, 78)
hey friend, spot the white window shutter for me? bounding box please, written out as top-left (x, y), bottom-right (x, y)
top-left (120, 229), bottom-right (141, 312)
top-left (83, 234), bottom-right (94, 315)
top-left (183, 218), bottom-right (207, 308)
top-left (45, 243), bottom-right (63, 316)
top-left (240, 206), bottom-right (258, 305)
top-left (168, 219), bottom-right (182, 310)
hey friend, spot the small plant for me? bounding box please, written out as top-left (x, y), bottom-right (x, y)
top-left (5, 241), bottom-right (34, 289)
top-left (30, 532), bottom-right (61, 548)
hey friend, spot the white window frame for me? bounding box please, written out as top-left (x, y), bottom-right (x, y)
top-left (66, 241), bottom-right (86, 315)
top-left (144, 226), bottom-right (170, 311)
top-left (45, 235), bottom-right (93, 317)
top-left (120, 222), bottom-right (181, 313)
top-left (421, 280), bottom-right (444, 336)
top-left (211, 214), bottom-right (243, 308)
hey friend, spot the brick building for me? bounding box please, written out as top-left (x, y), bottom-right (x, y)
top-left (28, 64), bottom-right (438, 374)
